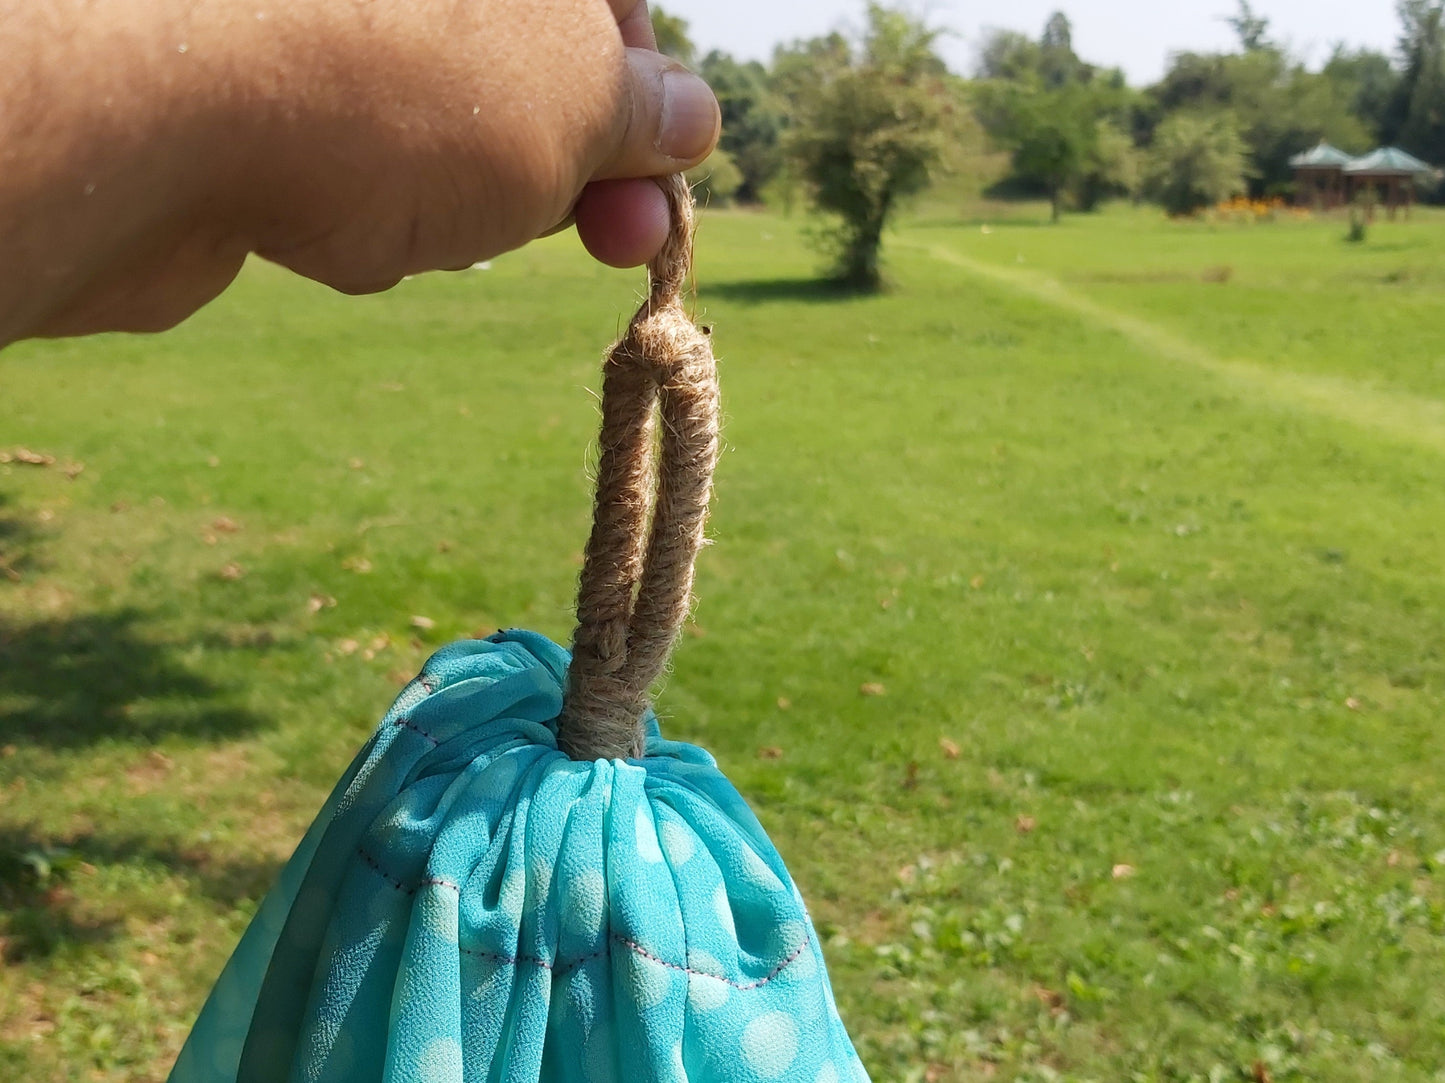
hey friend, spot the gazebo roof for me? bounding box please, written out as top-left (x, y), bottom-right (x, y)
top-left (1344, 146), bottom-right (1434, 175)
top-left (1289, 142), bottom-right (1354, 169)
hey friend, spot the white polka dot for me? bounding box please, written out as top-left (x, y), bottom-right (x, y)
top-left (636, 807), bottom-right (664, 864)
top-left (422, 884), bottom-right (460, 944)
top-left (376, 801), bottom-right (416, 842)
top-left (740, 845), bottom-right (785, 893)
top-left (659, 819), bottom-right (696, 866)
top-left (625, 950), bottom-right (672, 1010)
top-left (816, 1064), bottom-right (840, 1083)
top-left (685, 952), bottom-right (730, 1013)
top-left (528, 857), bottom-right (553, 909)
top-left (418, 1036), bottom-right (463, 1077)
top-left (561, 967), bottom-right (596, 1027)
top-left (712, 884), bottom-right (736, 941)
top-left (790, 943), bottom-right (819, 982)
top-left (564, 869), bottom-right (607, 938)
top-left (769, 920), bottom-right (808, 958)
top-left (468, 965), bottom-right (508, 1006)
top-left (741, 1012), bottom-right (799, 1079)
top-left (498, 867), bottom-right (526, 926)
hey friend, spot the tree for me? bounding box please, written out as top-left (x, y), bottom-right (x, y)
top-left (1387, 0), bottom-right (1445, 164)
top-left (781, 5), bottom-right (952, 289)
top-left (974, 28), bottom-right (1041, 82)
top-left (975, 14), bottom-right (1092, 88)
top-left (976, 70), bottom-right (1135, 219)
top-left (650, 6), bottom-right (696, 67)
top-left (685, 148), bottom-right (744, 206)
top-left (1226, 1), bottom-right (1271, 52)
top-left (1039, 12), bottom-right (1086, 87)
top-left (1149, 48), bottom-right (1373, 194)
top-left (978, 83), bottom-right (1095, 220)
top-left (1144, 111), bottom-right (1249, 215)
top-left (1323, 47), bottom-right (1401, 143)
top-left (699, 51), bottom-right (786, 202)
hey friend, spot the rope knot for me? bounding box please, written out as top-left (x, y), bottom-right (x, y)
top-left (557, 176), bottom-right (720, 762)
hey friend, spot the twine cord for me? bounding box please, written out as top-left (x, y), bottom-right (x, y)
top-left (557, 174), bottom-right (720, 762)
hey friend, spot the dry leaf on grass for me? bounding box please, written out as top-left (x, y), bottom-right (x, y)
top-left (219, 562), bottom-right (244, 581)
top-left (859, 682), bottom-right (886, 697)
top-left (410, 615), bottom-right (436, 631)
top-left (212, 516), bottom-right (241, 534)
top-left (1016, 814), bottom-right (1037, 834)
top-left (939, 737), bottom-right (961, 759)
top-left (1112, 863), bottom-right (1136, 880)
top-left (776, 696), bottom-right (792, 710)
top-left (342, 556), bottom-right (372, 574)
top-left (307, 594), bottom-right (337, 614)
top-left (338, 638), bottom-right (360, 656)
top-left (757, 746), bottom-right (784, 760)
top-left (2, 448), bottom-right (56, 466)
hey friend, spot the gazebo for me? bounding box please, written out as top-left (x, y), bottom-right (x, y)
top-left (1344, 146), bottom-right (1436, 220)
top-left (1290, 141), bottom-right (1353, 209)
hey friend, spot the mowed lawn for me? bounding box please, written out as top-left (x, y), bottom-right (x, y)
top-left (2, 204), bottom-right (1444, 1082)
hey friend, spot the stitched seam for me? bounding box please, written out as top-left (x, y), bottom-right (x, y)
top-left (356, 847), bottom-right (808, 990)
top-left (392, 716), bottom-right (440, 745)
top-left (614, 933), bottom-right (809, 990)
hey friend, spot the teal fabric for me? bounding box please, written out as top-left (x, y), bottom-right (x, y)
top-left (169, 630), bottom-right (867, 1083)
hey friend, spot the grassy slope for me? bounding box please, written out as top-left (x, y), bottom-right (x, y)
top-left (2, 206), bottom-right (1443, 1082)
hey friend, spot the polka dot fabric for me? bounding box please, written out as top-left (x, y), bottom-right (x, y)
top-left (169, 630), bottom-right (868, 1083)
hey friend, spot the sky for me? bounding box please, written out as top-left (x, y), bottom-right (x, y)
top-left (657, 0), bottom-right (1401, 85)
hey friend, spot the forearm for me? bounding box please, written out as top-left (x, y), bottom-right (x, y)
top-left (0, 0), bottom-right (717, 347)
top-left (0, 1), bottom-right (250, 343)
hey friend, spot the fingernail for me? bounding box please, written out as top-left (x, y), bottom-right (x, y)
top-left (657, 68), bottom-right (718, 162)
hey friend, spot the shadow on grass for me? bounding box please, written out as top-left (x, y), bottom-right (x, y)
top-left (0, 826), bottom-right (283, 961)
top-left (702, 277), bottom-right (874, 305)
top-left (0, 610), bottom-right (267, 747)
top-left (0, 493), bottom-right (43, 581)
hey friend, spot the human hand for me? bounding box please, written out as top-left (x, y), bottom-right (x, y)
top-left (0, 0), bottom-right (719, 342)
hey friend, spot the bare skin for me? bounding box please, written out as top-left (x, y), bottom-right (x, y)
top-left (0, 0), bottom-right (719, 346)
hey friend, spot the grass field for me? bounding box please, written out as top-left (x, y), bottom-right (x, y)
top-left (3, 202), bottom-right (1444, 1082)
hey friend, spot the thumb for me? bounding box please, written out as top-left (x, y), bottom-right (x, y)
top-left (593, 49), bottom-right (719, 181)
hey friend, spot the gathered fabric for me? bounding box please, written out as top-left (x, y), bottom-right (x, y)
top-left (170, 630), bottom-right (867, 1083)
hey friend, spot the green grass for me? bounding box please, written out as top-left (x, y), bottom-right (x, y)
top-left (3, 203), bottom-right (1444, 1082)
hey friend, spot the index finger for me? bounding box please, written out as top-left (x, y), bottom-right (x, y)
top-left (608, 0), bottom-right (658, 50)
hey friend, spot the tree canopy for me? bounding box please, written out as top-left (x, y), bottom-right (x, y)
top-left (781, 5), bottom-right (953, 288)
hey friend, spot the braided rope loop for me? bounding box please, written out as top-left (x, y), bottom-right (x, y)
top-left (557, 175), bottom-right (719, 762)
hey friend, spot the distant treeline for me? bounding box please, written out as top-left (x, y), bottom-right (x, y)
top-left (655, 1), bottom-right (1444, 220)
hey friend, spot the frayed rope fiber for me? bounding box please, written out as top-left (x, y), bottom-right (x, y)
top-left (557, 174), bottom-right (720, 762)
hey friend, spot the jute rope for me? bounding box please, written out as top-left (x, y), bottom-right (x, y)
top-left (557, 174), bottom-right (720, 762)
